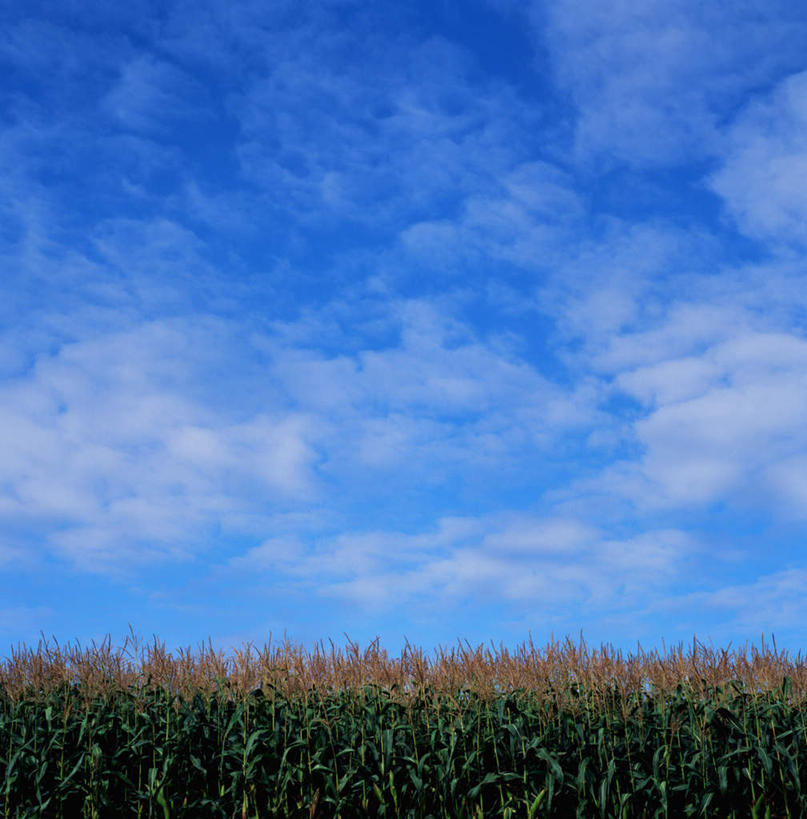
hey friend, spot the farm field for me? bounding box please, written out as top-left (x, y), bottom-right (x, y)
top-left (2, 633), bottom-right (806, 817)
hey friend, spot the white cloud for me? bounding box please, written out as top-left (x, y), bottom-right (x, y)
top-left (481, 516), bottom-right (597, 555)
top-left (227, 536), bottom-right (307, 571)
top-left (0, 293), bottom-right (603, 574)
top-left (600, 530), bottom-right (690, 576)
top-left (765, 456), bottom-right (807, 511)
top-left (0, 319), bottom-right (320, 573)
top-left (234, 31), bottom-right (538, 232)
top-left (537, 221), bottom-right (719, 360)
top-left (223, 511), bottom-right (695, 618)
top-left (534, 212), bottom-right (807, 520)
top-left (536, 0), bottom-right (807, 165)
top-left (262, 298), bottom-right (601, 480)
top-left (616, 357), bottom-right (721, 407)
top-left (103, 52), bottom-right (213, 134)
top-left (711, 70), bottom-right (807, 246)
top-left (399, 160), bottom-right (584, 273)
top-left (90, 218), bottom-right (218, 306)
top-left (605, 331), bottom-right (807, 512)
top-left (593, 301), bottom-right (746, 374)
top-left (653, 569), bottom-right (807, 639)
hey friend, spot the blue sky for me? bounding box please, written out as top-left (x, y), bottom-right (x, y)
top-left (3, 0), bottom-right (807, 660)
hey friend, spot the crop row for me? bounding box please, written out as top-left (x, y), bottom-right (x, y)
top-left (2, 679), bottom-right (805, 818)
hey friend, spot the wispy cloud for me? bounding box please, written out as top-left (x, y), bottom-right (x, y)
top-left (711, 70), bottom-right (807, 246)
top-left (0, 319), bottom-right (319, 573)
top-left (103, 54), bottom-right (211, 134)
top-left (651, 569), bottom-right (807, 645)
top-left (534, 0), bottom-right (807, 166)
top-left (0, 293), bottom-right (602, 576)
top-left (223, 513), bottom-right (696, 626)
top-left (625, 333), bottom-right (807, 512)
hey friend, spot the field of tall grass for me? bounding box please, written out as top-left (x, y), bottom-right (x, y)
top-left (2, 630), bottom-right (806, 817)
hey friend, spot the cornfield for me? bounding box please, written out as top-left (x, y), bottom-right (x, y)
top-left (2, 629), bottom-right (806, 817)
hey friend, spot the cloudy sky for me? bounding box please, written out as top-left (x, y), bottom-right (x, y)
top-left (3, 0), bottom-right (807, 658)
